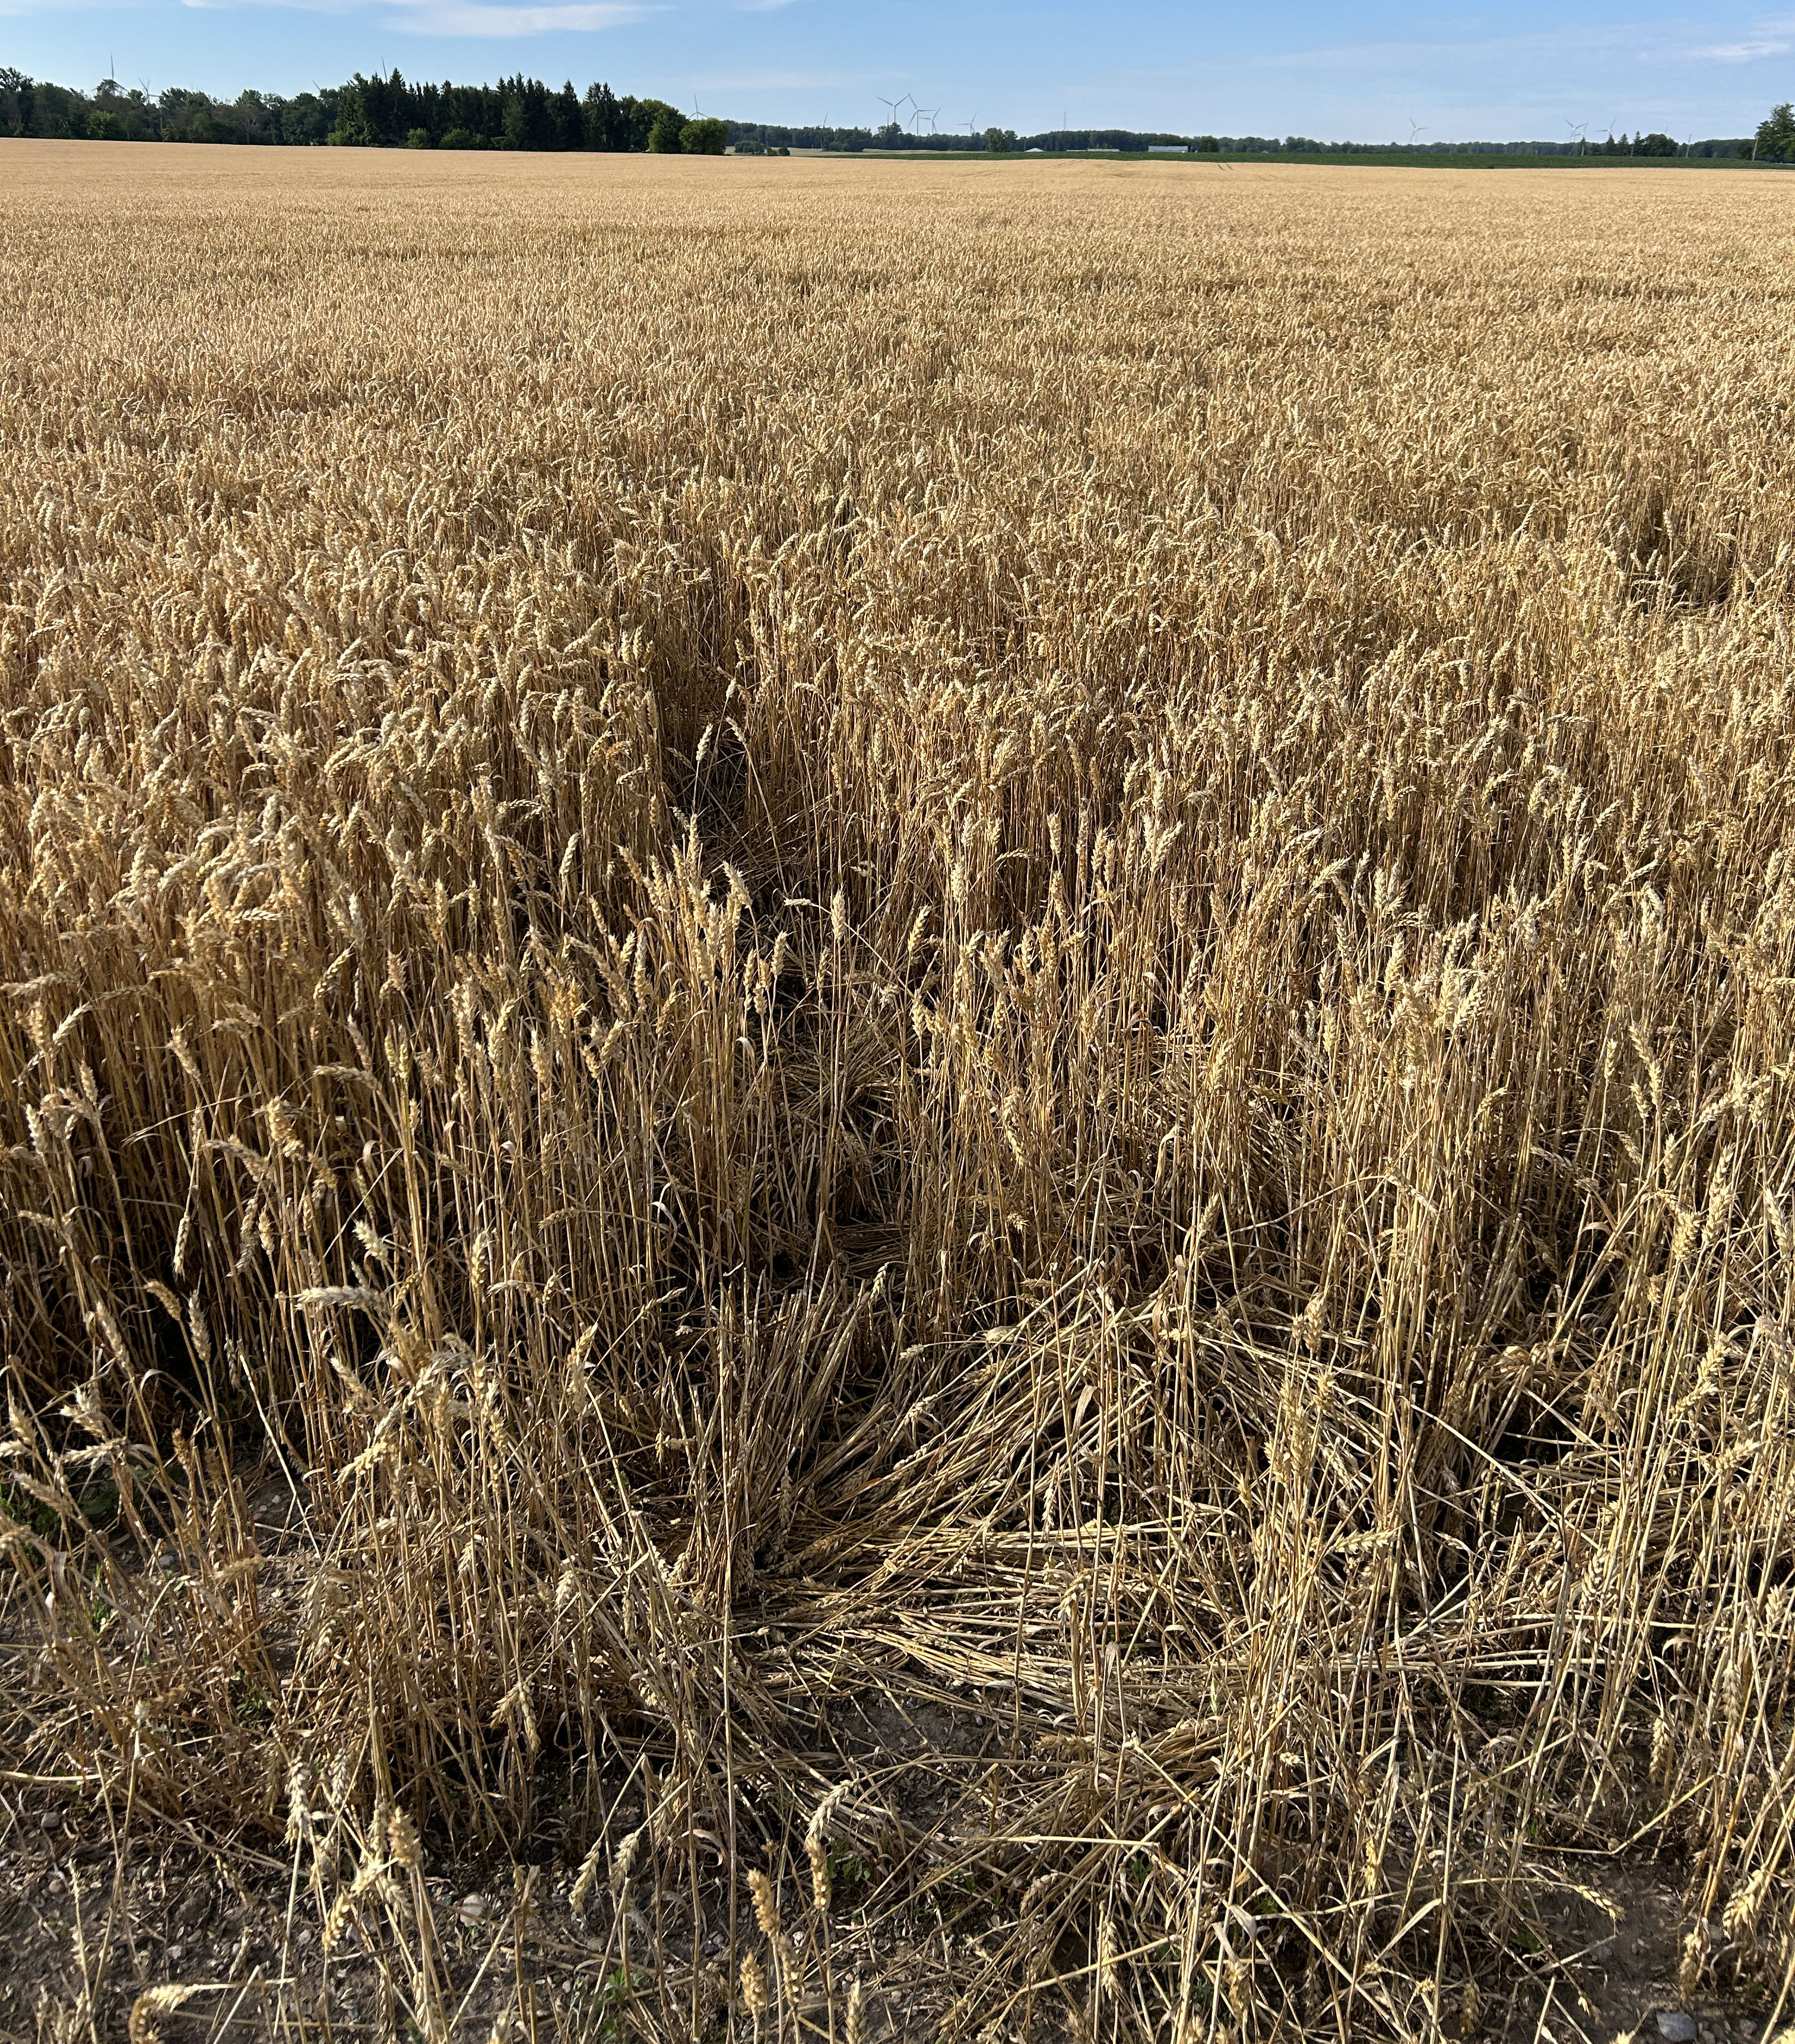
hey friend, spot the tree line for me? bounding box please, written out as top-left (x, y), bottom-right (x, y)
top-left (328, 74), bottom-right (730, 154)
top-left (1, 69), bottom-right (340, 145)
top-left (1, 65), bottom-right (1790, 163)
top-left (0, 69), bottom-right (732, 152)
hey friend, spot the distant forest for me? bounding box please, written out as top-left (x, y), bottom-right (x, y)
top-left (0, 66), bottom-right (1786, 161)
top-left (0, 69), bottom-right (703, 153)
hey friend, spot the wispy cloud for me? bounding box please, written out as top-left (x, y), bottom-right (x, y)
top-left (1095, 14), bottom-right (1781, 143)
top-left (1241, 11), bottom-right (1795, 77)
top-left (1248, 21), bottom-right (1641, 76)
top-left (385, 0), bottom-right (649, 31)
top-left (1688, 34), bottom-right (1790, 57)
top-left (691, 68), bottom-right (841, 89)
top-left (26, 0), bottom-right (651, 20)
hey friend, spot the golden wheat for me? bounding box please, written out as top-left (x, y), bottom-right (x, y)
top-left (2, 139), bottom-right (1794, 2038)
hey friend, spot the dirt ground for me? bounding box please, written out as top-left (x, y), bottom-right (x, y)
top-left (3, 1486), bottom-right (1786, 2042)
top-left (1, 1801), bottom-right (1786, 2044)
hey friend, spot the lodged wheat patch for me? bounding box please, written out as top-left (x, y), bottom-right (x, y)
top-left (2, 141), bottom-right (1794, 2038)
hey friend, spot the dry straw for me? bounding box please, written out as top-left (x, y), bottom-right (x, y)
top-left (1, 143), bottom-right (1793, 2035)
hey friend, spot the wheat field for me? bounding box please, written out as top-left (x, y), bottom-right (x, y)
top-left (2, 139), bottom-right (1794, 2041)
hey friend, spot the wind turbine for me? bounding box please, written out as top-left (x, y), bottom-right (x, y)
top-left (1407, 118), bottom-right (1425, 150)
top-left (877, 94), bottom-right (901, 134)
top-left (1566, 117), bottom-right (1588, 157)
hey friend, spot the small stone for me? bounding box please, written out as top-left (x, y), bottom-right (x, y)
top-left (457, 1892), bottom-right (491, 1924)
top-left (1657, 2016), bottom-right (1696, 2043)
top-left (37, 1810), bottom-right (62, 1833)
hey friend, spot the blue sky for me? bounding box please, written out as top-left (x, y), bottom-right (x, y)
top-left (3, 0), bottom-right (1790, 139)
